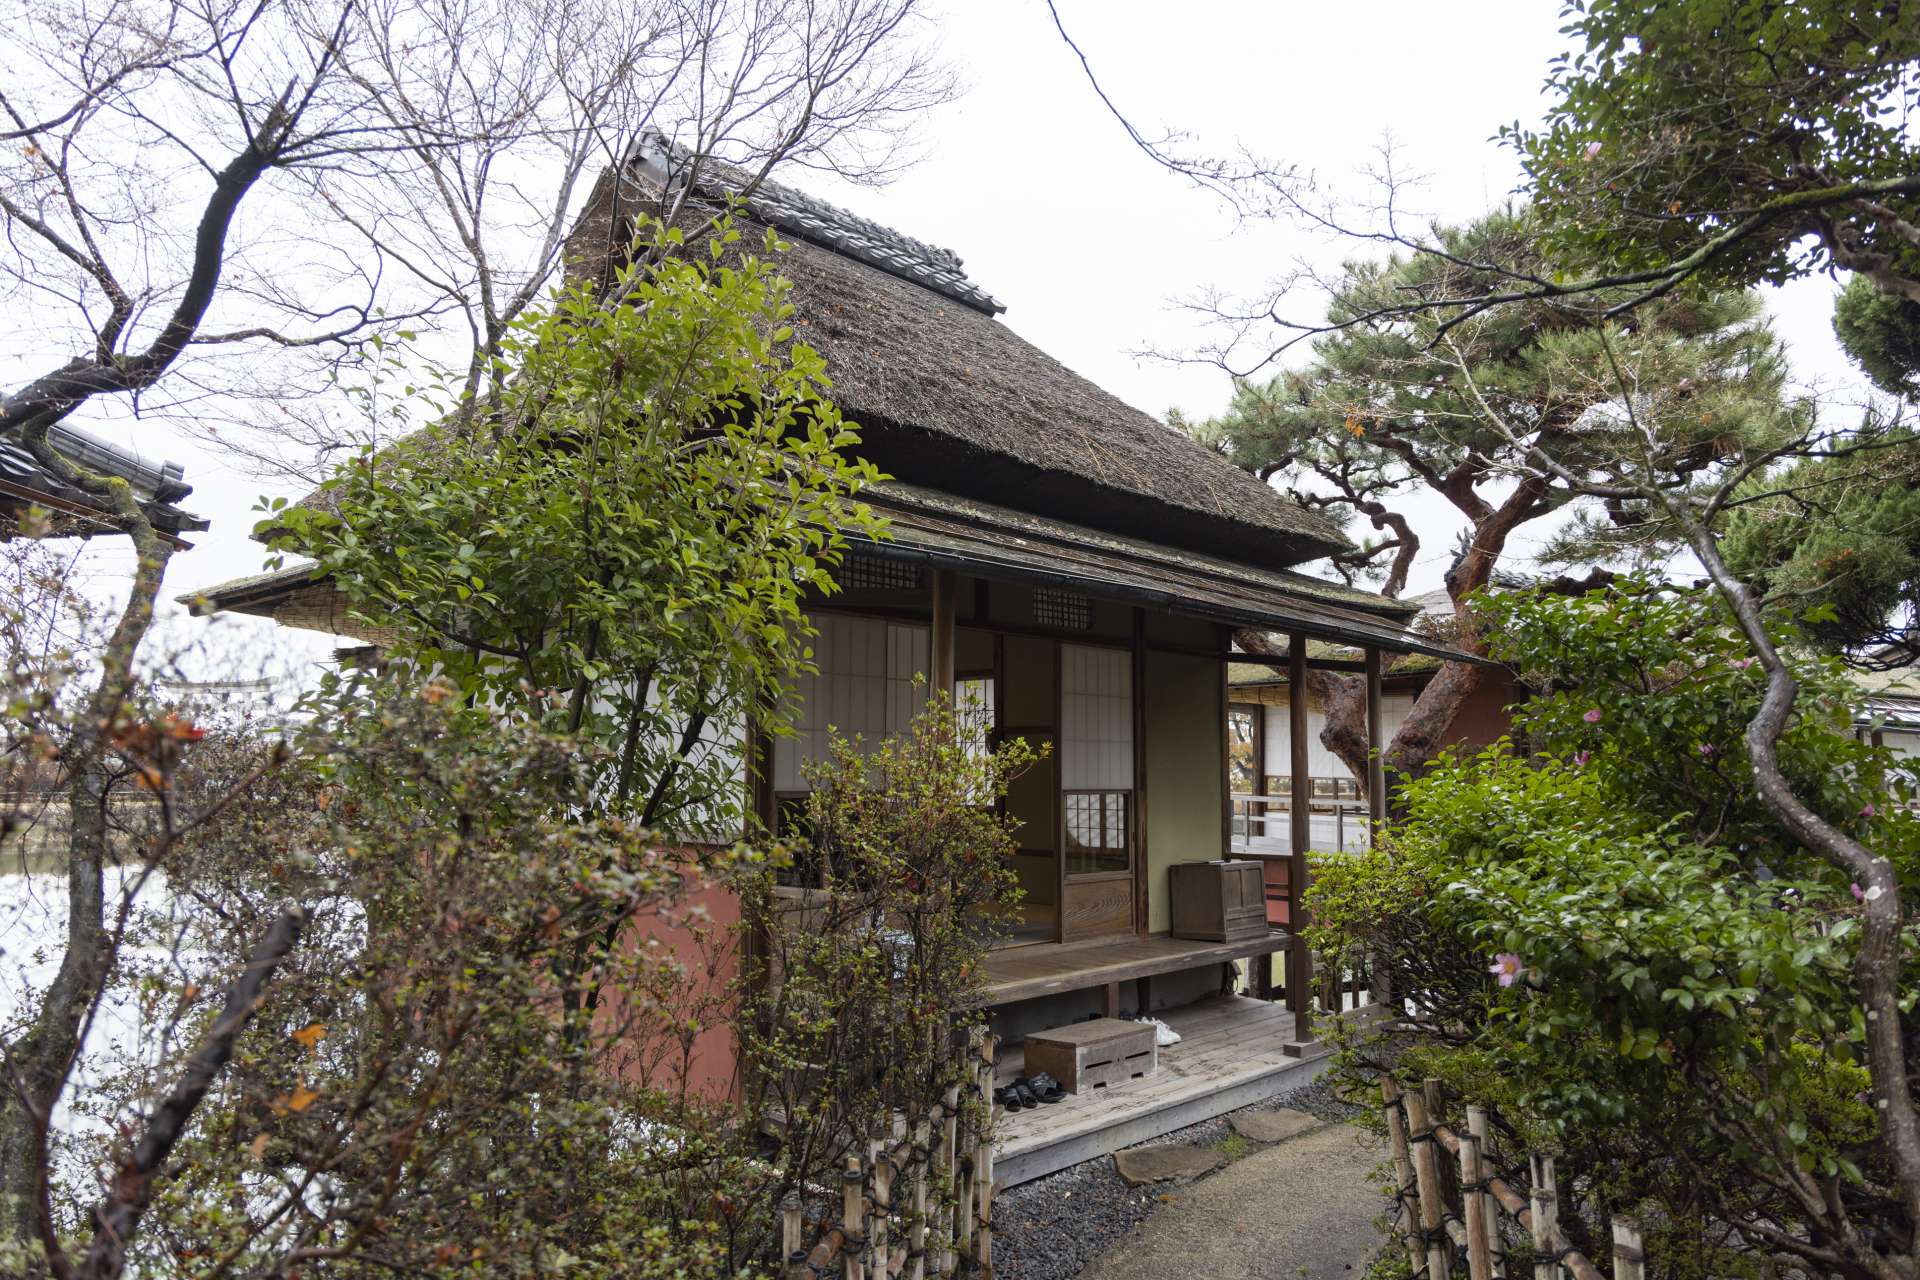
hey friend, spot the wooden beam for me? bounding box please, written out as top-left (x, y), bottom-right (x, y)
top-left (1366, 647), bottom-right (1387, 823)
top-left (1286, 633), bottom-right (1314, 1044)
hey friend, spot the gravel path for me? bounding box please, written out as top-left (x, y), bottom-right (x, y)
top-left (990, 1079), bottom-right (1366, 1280)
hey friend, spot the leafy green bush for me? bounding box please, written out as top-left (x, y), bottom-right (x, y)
top-left (1311, 582), bottom-right (1918, 1275)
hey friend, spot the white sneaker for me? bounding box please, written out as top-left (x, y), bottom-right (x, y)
top-left (1135, 1016), bottom-right (1181, 1046)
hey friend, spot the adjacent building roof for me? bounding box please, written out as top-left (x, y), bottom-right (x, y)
top-left (561, 135), bottom-right (1352, 569)
top-left (0, 422), bottom-right (206, 540)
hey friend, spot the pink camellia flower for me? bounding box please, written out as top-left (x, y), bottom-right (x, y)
top-left (1861, 803), bottom-right (1879, 818)
top-left (1730, 657), bottom-right (1757, 670)
top-left (1585, 140), bottom-right (1603, 159)
top-left (1852, 883), bottom-right (1867, 902)
top-left (1583, 708), bottom-right (1603, 724)
top-left (1573, 749), bottom-right (1591, 768)
top-left (1489, 953), bottom-right (1526, 987)
top-left (1699, 743), bottom-right (1715, 757)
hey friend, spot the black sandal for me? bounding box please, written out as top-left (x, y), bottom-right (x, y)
top-left (995, 1085), bottom-right (1023, 1112)
top-left (1028, 1072), bottom-right (1067, 1104)
top-left (1013, 1080), bottom-right (1041, 1110)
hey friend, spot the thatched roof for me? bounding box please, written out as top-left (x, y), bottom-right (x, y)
top-left (558, 136), bottom-right (1351, 568)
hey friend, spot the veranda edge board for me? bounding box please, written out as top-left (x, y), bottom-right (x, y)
top-left (974, 930), bottom-right (1290, 1009)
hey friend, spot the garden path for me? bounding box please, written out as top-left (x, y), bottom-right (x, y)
top-left (1074, 1118), bottom-right (1386, 1280)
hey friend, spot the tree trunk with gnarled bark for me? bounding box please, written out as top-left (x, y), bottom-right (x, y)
top-left (1286, 482), bottom-right (1549, 797)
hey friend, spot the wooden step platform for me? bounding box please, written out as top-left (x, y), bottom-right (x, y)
top-left (991, 994), bottom-right (1331, 1187)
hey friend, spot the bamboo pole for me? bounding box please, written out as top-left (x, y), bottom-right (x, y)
top-left (1425, 1079), bottom-right (1462, 1217)
top-left (977, 1037), bottom-right (998, 1280)
top-left (1459, 1130), bottom-right (1493, 1280)
top-left (1403, 1085), bottom-right (1452, 1279)
top-left (909, 1116), bottom-right (930, 1280)
top-left (844, 1154), bottom-right (867, 1280)
top-left (1611, 1218), bottom-right (1644, 1280)
top-left (1528, 1154), bottom-right (1558, 1280)
top-left (1381, 1079), bottom-right (1427, 1277)
top-left (782, 1192), bottom-right (806, 1280)
top-left (1426, 1122), bottom-right (1604, 1280)
top-left (872, 1141), bottom-right (893, 1280)
top-left (957, 1152), bottom-right (975, 1263)
top-left (939, 1084), bottom-right (960, 1275)
top-left (1466, 1106), bottom-right (1504, 1280)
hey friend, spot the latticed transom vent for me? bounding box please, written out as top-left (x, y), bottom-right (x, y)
top-left (1033, 586), bottom-right (1093, 631)
top-left (839, 550), bottom-right (922, 592)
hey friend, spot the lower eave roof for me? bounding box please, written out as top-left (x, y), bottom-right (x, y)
top-left (858, 483), bottom-right (1481, 665)
top-left (184, 482), bottom-right (1482, 666)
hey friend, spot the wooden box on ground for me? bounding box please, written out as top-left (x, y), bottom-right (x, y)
top-left (1168, 860), bottom-right (1267, 943)
top-left (1023, 1018), bottom-right (1157, 1094)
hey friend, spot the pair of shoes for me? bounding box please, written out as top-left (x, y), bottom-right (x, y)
top-left (998, 1077), bottom-right (1058, 1111)
top-left (1027, 1072), bottom-right (1067, 1104)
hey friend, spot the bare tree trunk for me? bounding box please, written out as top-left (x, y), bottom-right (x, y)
top-left (78, 908), bottom-right (307, 1280)
top-left (0, 509), bottom-right (173, 1253)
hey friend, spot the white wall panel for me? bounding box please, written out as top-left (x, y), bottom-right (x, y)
top-left (1060, 643), bottom-right (1133, 790)
top-left (773, 615), bottom-right (929, 790)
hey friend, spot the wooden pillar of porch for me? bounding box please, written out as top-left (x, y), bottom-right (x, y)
top-left (1365, 648), bottom-right (1387, 822)
top-left (931, 568), bottom-right (956, 695)
top-left (1365, 646), bottom-right (1392, 1009)
top-left (1282, 632), bottom-right (1316, 1052)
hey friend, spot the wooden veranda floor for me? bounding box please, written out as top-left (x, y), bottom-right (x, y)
top-left (976, 931), bottom-right (1290, 1008)
top-left (990, 994), bottom-right (1329, 1186)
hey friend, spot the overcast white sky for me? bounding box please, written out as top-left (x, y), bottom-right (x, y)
top-left (54, 0), bottom-right (1869, 688)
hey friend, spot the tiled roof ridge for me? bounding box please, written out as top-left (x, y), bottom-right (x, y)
top-left (630, 132), bottom-right (1005, 316)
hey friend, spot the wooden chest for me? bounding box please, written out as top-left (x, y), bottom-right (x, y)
top-left (1023, 1018), bottom-right (1157, 1094)
top-left (1168, 859), bottom-right (1269, 942)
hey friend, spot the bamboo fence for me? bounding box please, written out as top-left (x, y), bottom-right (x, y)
top-left (1380, 1077), bottom-right (1646, 1280)
top-left (783, 1031), bottom-right (1000, 1280)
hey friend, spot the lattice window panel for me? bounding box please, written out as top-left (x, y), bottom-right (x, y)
top-left (1033, 586), bottom-right (1092, 631)
top-left (839, 551), bottom-right (922, 592)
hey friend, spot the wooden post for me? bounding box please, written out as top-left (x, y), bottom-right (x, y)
top-left (1460, 1130), bottom-right (1493, 1280)
top-left (909, 1116), bottom-right (929, 1280)
top-left (1285, 632), bottom-right (1314, 1046)
top-left (1528, 1154), bottom-right (1558, 1280)
top-left (1611, 1218), bottom-right (1644, 1280)
top-left (782, 1193), bottom-right (806, 1280)
top-left (1467, 1106), bottom-right (1503, 1280)
top-left (1403, 1083), bottom-right (1452, 1279)
top-left (1381, 1078), bottom-right (1427, 1277)
top-left (843, 1154), bottom-right (867, 1280)
top-left (931, 569), bottom-right (956, 697)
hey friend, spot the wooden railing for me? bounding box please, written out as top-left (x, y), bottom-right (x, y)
top-left (1226, 792), bottom-right (1371, 855)
top-left (1380, 1077), bottom-right (1644, 1280)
